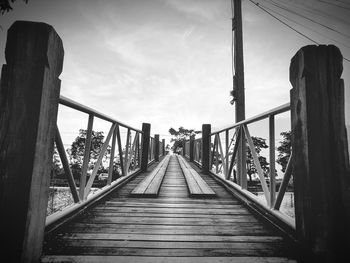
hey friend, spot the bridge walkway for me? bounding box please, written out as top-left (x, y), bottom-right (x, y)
top-left (42, 155), bottom-right (297, 262)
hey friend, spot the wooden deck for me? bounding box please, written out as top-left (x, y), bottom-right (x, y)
top-left (42, 155), bottom-right (297, 262)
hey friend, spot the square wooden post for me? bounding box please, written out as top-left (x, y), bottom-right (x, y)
top-left (154, 134), bottom-right (159, 162)
top-left (0, 21), bottom-right (64, 262)
top-left (189, 135), bottom-right (194, 162)
top-left (141, 123), bottom-right (151, 172)
top-left (290, 45), bottom-right (350, 262)
top-left (162, 139), bottom-right (165, 156)
top-left (202, 124), bottom-right (211, 174)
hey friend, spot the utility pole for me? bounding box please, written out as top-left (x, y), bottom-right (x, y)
top-left (232, 0), bottom-right (247, 188)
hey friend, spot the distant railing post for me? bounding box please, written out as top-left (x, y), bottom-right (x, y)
top-left (162, 139), bottom-right (165, 156)
top-left (0, 21), bottom-right (64, 262)
top-left (290, 45), bottom-right (350, 262)
top-left (154, 134), bottom-right (159, 162)
top-left (141, 123), bottom-right (151, 172)
top-left (202, 124), bottom-right (211, 174)
top-left (190, 135), bottom-right (194, 162)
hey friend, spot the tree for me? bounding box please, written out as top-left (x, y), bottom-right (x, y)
top-left (52, 146), bottom-right (63, 176)
top-left (67, 129), bottom-right (111, 179)
top-left (0, 0), bottom-right (28, 14)
top-left (168, 127), bottom-right (200, 153)
top-left (246, 136), bottom-right (269, 181)
top-left (277, 131), bottom-right (291, 173)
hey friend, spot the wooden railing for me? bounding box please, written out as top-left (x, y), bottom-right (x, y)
top-left (184, 103), bottom-right (294, 229)
top-left (49, 97), bottom-right (166, 224)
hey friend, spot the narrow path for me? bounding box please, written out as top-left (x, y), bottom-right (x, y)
top-left (42, 155), bottom-right (296, 262)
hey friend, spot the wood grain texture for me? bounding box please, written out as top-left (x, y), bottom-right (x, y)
top-left (178, 155), bottom-right (215, 196)
top-left (290, 45), bottom-right (350, 262)
top-left (131, 155), bottom-right (170, 196)
top-left (0, 21), bottom-right (63, 263)
top-left (43, 155), bottom-right (296, 261)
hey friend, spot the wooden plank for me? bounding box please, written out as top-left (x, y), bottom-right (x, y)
top-left (56, 233), bottom-right (281, 242)
top-left (178, 155), bottom-right (216, 196)
top-left (0, 21), bottom-right (64, 263)
top-left (78, 216), bottom-right (259, 225)
top-left (131, 155), bottom-right (170, 196)
top-left (42, 256), bottom-right (297, 263)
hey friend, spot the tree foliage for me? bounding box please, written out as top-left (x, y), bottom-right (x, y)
top-left (67, 129), bottom-right (111, 178)
top-left (0, 0), bottom-right (28, 14)
top-left (168, 127), bottom-right (200, 152)
top-left (246, 136), bottom-right (269, 181)
top-left (277, 131), bottom-right (291, 173)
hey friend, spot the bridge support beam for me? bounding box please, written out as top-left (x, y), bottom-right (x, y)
top-left (154, 134), bottom-right (159, 162)
top-left (290, 45), bottom-right (350, 262)
top-left (202, 124), bottom-right (211, 174)
top-left (0, 21), bottom-right (64, 262)
top-left (141, 123), bottom-right (151, 172)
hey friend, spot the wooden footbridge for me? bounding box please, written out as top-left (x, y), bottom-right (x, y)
top-left (1, 21), bottom-right (350, 263)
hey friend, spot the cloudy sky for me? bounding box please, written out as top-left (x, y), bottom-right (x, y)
top-left (0, 0), bottom-right (349, 147)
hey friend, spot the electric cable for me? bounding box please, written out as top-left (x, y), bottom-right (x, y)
top-left (264, 0), bottom-right (350, 39)
top-left (247, 0), bottom-right (350, 63)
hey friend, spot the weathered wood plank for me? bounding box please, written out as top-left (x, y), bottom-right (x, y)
top-left (42, 256), bottom-right (297, 263)
top-left (43, 155), bottom-right (296, 261)
top-left (131, 155), bottom-right (170, 196)
top-left (178, 155), bottom-right (216, 196)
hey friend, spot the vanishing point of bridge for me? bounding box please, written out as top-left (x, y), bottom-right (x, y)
top-left (0, 21), bottom-right (350, 263)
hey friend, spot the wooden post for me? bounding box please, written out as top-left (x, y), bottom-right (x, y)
top-left (141, 123), bottom-right (151, 172)
top-left (162, 139), bottom-right (165, 156)
top-left (290, 45), bottom-right (350, 262)
top-left (154, 134), bottom-right (159, 162)
top-left (202, 124), bottom-right (211, 174)
top-left (190, 135), bottom-right (194, 162)
top-left (233, 0), bottom-right (247, 189)
top-left (0, 21), bottom-right (64, 263)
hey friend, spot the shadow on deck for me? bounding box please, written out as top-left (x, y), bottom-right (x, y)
top-left (42, 155), bottom-right (297, 263)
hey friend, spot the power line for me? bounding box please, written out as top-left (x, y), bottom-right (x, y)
top-left (260, 1), bottom-right (350, 49)
top-left (279, 0), bottom-right (350, 26)
top-left (317, 0), bottom-right (350, 11)
top-left (247, 0), bottom-right (350, 63)
top-left (264, 0), bottom-right (350, 39)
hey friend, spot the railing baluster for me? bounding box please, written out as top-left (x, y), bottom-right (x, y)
top-left (126, 132), bottom-right (138, 175)
top-left (116, 125), bottom-right (125, 177)
top-left (269, 115), bottom-right (276, 208)
top-left (124, 128), bottom-right (131, 175)
top-left (84, 124), bottom-right (116, 199)
top-left (217, 133), bottom-right (226, 176)
top-left (228, 127), bottom-right (242, 180)
top-left (243, 124), bottom-right (270, 205)
top-left (80, 114), bottom-right (94, 200)
top-left (55, 126), bottom-right (80, 203)
top-left (274, 151), bottom-right (293, 210)
top-left (225, 130), bottom-right (229, 179)
top-left (107, 126), bottom-right (117, 185)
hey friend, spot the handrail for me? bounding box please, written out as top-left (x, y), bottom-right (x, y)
top-left (211, 103), bottom-right (290, 135)
top-left (187, 102), bottom-right (294, 228)
top-left (59, 95), bottom-right (143, 133)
